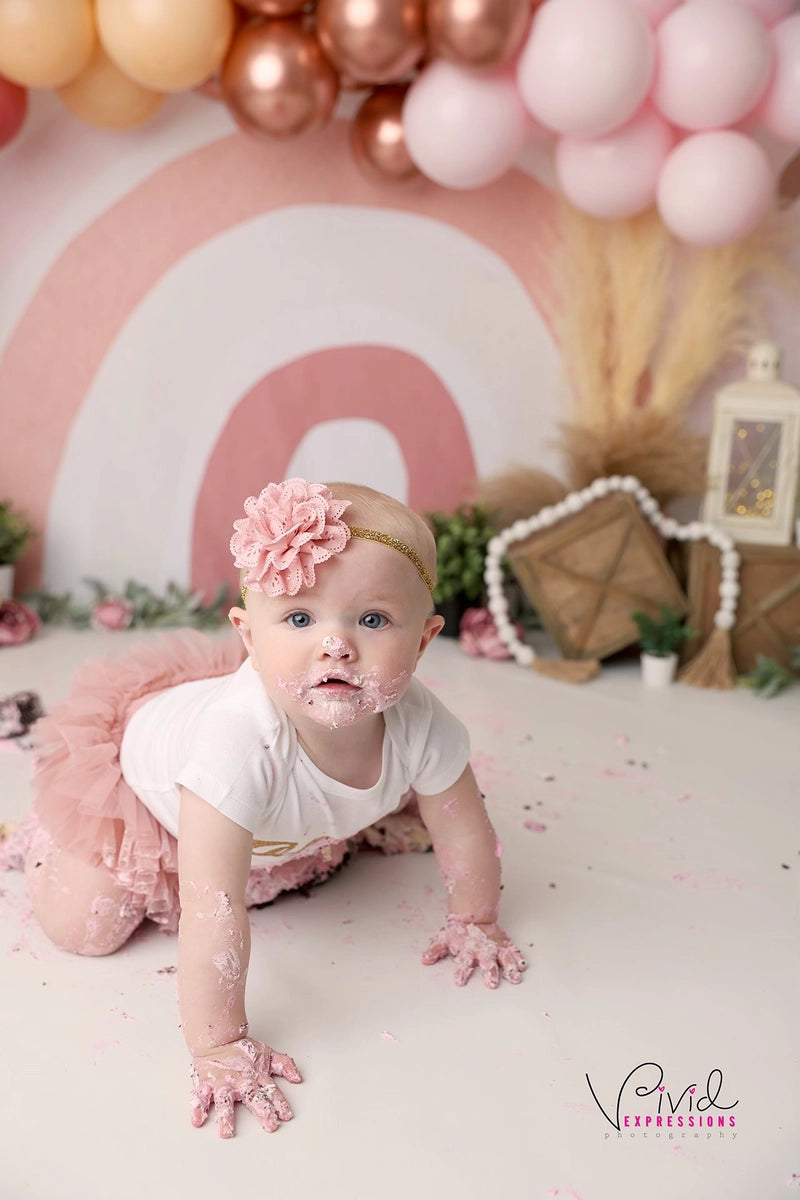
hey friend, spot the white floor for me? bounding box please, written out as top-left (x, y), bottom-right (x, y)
top-left (1, 626), bottom-right (798, 1200)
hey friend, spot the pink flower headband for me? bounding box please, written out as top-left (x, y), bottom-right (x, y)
top-left (231, 478), bottom-right (434, 600)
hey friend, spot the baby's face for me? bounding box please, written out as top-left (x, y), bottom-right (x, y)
top-left (232, 538), bottom-right (442, 732)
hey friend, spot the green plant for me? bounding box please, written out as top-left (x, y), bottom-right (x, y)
top-left (22, 578), bottom-right (229, 630)
top-left (0, 500), bottom-right (34, 565)
top-left (738, 654), bottom-right (796, 698)
top-left (631, 605), bottom-right (697, 657)
top-left (426, 504), bottom-right (496, 606)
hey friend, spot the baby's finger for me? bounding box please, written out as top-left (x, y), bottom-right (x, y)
top-left (267, 1083), bottom-right (294, 1123)
top-left (270, 1051), bottom-right (303, 1085)
top-left (498, 943), bottom-right (526, 984)
top-left (215, 1087), bottom-right (236, 1139)
top-left (190, 1081), bottom-right (213, 1129)
top-left (481, 958), bottom-right (500, 989)
top-left (452, 949), bottom-right (476, 987)
top-left (242, 1084), bottom-right (281, 1133)
top-left (421, 932), bottom-right (449, 965)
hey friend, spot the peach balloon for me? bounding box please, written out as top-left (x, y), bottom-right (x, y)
top-left (57, 44), bottom-right (165, 129)
top-left (350, 85), bottom-right (421, 182)
top-left (427, 0), bottom-right (531, 69)
top-left (96, 0), bottom-right (235, 93)
top-left (222, 19), bottom-right (339, 137)
top-left (316, 0), bottom-right (426, 84)
top-left (0, 0), bottom-right (94, 89)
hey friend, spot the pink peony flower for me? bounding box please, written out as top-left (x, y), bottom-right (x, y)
top-left (91, 599), bottom-right (134, 631)
top-left (0, 600), bottom-right (40, 647)
top-left (230, 478), bottom-right (352, 597)
top-left (458, 606), bottom-right (520, 660)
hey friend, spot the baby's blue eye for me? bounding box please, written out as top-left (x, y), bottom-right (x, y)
top-left (287, 612), bottom-right (312, 629)
top-left (360, 612), bottom-right (388, 629)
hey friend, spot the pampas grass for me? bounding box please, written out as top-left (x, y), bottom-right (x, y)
top-left (551, 203), bottom-right (797, 504)
top-left (472, 465), bottom-right (569, 529)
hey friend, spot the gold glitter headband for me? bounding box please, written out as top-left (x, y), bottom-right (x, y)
top-left (241, 526), bottom-right (434, 604)
top-left (348, 527), bottom-right (435, 595)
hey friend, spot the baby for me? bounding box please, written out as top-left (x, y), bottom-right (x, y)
top-left (19, 479), bottom-right (526, 1137)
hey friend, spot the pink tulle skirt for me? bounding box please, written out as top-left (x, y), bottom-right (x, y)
top-left (29, 630), bottom-right (350, 933)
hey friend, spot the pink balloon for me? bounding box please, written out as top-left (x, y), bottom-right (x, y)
top-left (403, 61), bottom-right (531, 189)
top-left (556, 105), bottom-right (676, 218)
top-left (758, 13), bottom-right (800, 142)
top-left (628, 0), bottom-right (681, 24)
top-left (652, 1), bottom-right (774, 130)
top-left (516, 0), bottom-right (655, 136)
top-left (0, 75), bottom-right (27, 149)
top-left (712, 0), bottom-right (796, 24)
top-left (657, 130), bottom-right (775, 244)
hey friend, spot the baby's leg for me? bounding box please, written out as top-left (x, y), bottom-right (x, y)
top-left (25, 825), bottom-right (146, 956)
top-left (357, 790), bottom-right (433, 855)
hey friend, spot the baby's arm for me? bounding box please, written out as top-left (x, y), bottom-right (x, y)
top-left (177, 788), bottom-right (302, 1137)
top-left (415, 765), bottom-right (527, 988)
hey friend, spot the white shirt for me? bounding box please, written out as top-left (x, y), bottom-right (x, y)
top-left (119, 661), bottom-right (470, 866)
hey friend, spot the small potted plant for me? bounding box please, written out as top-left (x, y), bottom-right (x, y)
top-left (631, 604), bottom-right (696, 688)
top-left (0, 500), bottom-right (34, 600)
top-left (426, 504), bottom-right (496, 635)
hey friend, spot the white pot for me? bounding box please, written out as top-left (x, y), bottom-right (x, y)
top-left (641, 651), bottom-right (678, 688)
top-left (0, 563), bottom-right (14, 600)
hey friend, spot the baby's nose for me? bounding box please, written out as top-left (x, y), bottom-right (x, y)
top-left (321, 635), bottom-right (352, 659)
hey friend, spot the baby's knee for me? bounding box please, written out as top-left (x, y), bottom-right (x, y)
top-left (25, 839), bottom-right (145, 956)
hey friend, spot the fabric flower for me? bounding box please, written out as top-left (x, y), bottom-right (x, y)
top-left (230, 479), bottom-right (351, 597)
top-left (0, 600), bottom-right (40, 647)
top-left (91, 599), bottom-right (134, 631)
top-left (458, 606), bottom-right (520, 661)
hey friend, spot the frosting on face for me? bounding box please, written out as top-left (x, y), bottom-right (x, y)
top-left (278, 666), bottom-right (410, 730)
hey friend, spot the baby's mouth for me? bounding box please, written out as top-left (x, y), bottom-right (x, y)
top-left (313, 674), bottom-right (360, 695)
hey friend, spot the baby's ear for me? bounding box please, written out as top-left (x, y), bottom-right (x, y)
top-left (228, 607), bottom-right (254, 655)
top-left (416, 613), bottom-right (445, 661)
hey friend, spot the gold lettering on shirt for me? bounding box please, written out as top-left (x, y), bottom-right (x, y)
top-left (251, 839), bottom-right (298, 857)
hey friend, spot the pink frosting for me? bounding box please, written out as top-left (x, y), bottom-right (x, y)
top-left (230, 479), bottom-right (351, 597)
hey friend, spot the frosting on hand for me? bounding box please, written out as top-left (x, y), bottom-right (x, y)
top-left (422, 920), bottom-right (527, 988)
top-left (190, 1036), bottom-right (302, 1138)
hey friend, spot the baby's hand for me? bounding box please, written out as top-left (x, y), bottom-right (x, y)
top-left (190, 1036), bottom-right (302, 1138)
top-left (422, 919), bottom-right (527, 989)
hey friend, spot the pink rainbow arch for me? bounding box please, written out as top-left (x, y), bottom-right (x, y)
top-left (0, 119), bottom-right (559, 592)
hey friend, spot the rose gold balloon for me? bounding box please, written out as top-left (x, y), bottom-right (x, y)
top-left (238, 0), bottom-right (308, 14)
top-left (316, 0), bottom-right (425, 85)
top-left (221, 19), bottom-right (339, 137)
top-left (778, 151), bottom-right (800, 209)
top-left (427, 0), bottom-right (530, 69)
top-left (350, 85), bottom-right (421, 182)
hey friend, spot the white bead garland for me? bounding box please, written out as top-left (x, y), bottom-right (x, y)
top-left (483, 475), bottom-right (740, 668)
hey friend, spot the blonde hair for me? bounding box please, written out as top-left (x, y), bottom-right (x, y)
top-left (326, 482), bottom-right (438, 590)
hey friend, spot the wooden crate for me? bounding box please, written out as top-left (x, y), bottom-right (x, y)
top-left (685, 540), bottom-right (800, 671)
top-left (508, 493), bottom-right (688, 660)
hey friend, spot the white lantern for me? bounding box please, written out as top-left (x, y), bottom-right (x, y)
top-left (703, 342), bottom-right (800, 546)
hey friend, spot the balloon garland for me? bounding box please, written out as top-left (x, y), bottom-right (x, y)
top-left (483, 474), bottom-right (740, 686)
top-left (2, 0), bottom-right (800, 246)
